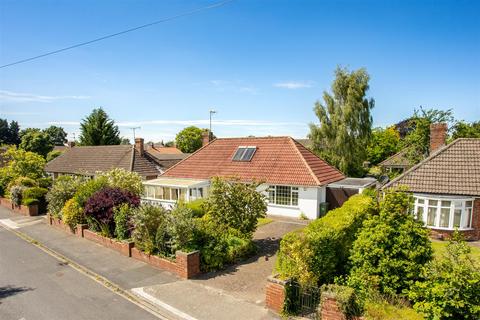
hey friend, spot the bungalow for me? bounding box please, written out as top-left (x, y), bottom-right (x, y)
top-left (142, 135), bottom-right (350, 219)
top-left (45, 138), bottom-right (187, 180)
top-left (383, 123), bottom-right (480, 240)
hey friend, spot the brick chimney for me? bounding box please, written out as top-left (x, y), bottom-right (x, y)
top-left (430, 123), bottom-right (447, 154)
top-left (135, 138), bottom-right (144, 156)
top-left (201, 130), bottom-right (210, 147)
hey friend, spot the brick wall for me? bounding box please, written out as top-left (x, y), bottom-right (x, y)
top-left (320, 297), bottom-right (346, 320)
top-left (175, 251), bottom-right (200, 279)
top-left (265, 276), bottom-right (287, 314)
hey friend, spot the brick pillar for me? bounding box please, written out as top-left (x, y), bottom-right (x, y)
top-left (265, 276), bottom-right (289, 314)
top-left (320, 296), bottom-right (346, 320)
top-left (175, 251), bottom-right (200, 279)
top-left (429, 123), bottom-right (447, 154)
top-left (75, 224), bottom-right (88, 238)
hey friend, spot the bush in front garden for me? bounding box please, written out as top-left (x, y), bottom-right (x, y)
top-left (22, 186), bottom-right (48, 210)
top-left (46, 175), bottom-right (87, 218)
top-left (10, 185), bottom-right (25, 206)
top-left (113, 203), bottom-right (134, 240)
top-left (347, 189), bottom-right (432, 297)
top-left (276, 194), bottom-right (376, 286)
top-left (409, 233), bottom-right (480, 320)
top-left (98, 168), bottom-right (144, 196)
top-left (62, 198), bottom-right (84, 230)
top-left (132, 204), bottom-right (169, 255)
top-left (203, 177), bottom-right (267, 237)
top-left (73, 176), bottom-right (109, 207)
top-left (84, 187), bottom-right (140, 237)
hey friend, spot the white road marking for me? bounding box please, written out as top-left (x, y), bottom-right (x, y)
top-left (131, 287), bottom-right (199, 320)
top-left (0, 218), bottom-right (20, 229)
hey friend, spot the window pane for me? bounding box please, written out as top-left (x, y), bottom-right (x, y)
top-left (163, 187), bottom-right (171, 200)
top-left (466, 201), bottom-right (473, 208)
top-left (275, 186), bottom-right (291, 205)
top-left (171, 188), bottom-right (178, 201)
top-left (268, 186), bottom-right (275, 203)
top-left (198, 188), bottom-right (204, 198)
top-left (292, 189), bottom-right (298, 206)
top-left (232, 147), bottom-right (247, 161)
top-left (439, 208), bottom-right (450, 228)
top-left (441, 200), bottom-right (451, 207)
top-left (241, 147), bottom-right (256, 161)
top-left (453, 209), bottom-right (462, 227)
top-left (464, 208), bottom-right (473, 228)
top-left (427, 207), bottom-right (437, 226)
top-left (154, 186), bottom-right (163, 199)
top-left (428, 199), bottom-right (438, 206)
top-left (417, 206), bottom-right (424, 221)
top-left (179, 189), bottom-right (186, 201)
top-left (417, 198), bottom-right (424, 205)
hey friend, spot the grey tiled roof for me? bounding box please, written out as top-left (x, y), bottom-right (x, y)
top-left (383, 139), bottom-right (480, 196)
top-left (45, 145), bottom-right (161, 178)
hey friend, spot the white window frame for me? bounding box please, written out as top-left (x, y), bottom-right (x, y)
top-left (414, 195), bottom-right (474, 230)
top-left (267, 185), bottom-right (299, 207)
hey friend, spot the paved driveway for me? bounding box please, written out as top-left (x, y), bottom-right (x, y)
top-left (193, 217), bottom-right (307, 305)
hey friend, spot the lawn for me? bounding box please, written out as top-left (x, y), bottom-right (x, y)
top-left (257, 217), bottom-right (274, 227)
top-left (432, 240), bottom-right (480, 261)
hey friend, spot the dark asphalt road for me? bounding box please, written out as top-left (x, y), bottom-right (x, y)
top-left (0, 226), bottom-right (161, 320)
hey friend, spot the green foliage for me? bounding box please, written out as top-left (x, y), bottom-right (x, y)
top-left (366, 127), bottom-right (401, 165)
top-left (167, 204), bottom-right (196, 253)
top-left (98, 168), bottom-right (144, 196)
top-left (192, 216), bottom-right (255, 271)
top-left (61, 198), bottom-right (85, 230)
top-left (10, 185), bottom-right (24, 206)
top-left (10, 176), bottom-right (37, 188)
top-left (203, 177), bottom-right (267, 237)
top-left (22, 198), bottom-right (39, 206)
top-left (0, 147), bottom-right (46, 183)
top-left (321, 284), bottom-right (363, 319)
top-left (175, 126), bottom-right (203, 153)
top-left (46, 175), bottom-right (87, 218)
top-left (37, 177), bottom-right (52, 188)
top-left (451, 120), bottom-right (480, 140)
top-left (276, 194), bottom-right (375, 285)
top-left (132, 204), bottom-right (168, 255)
top-left (46, 150), bottom-right (63, 162)
top-left (19, 129), bottom-right (54, 158)
top-left (78, 108), bottom-right (121, 146)
top-left (0, 119), bottom-right (21, 145)
top-left (185, 198), bottom-right (206, 217)
top-left (43, 125), bottom-right (67, 146)
top-left (72, 176), bottom-right (108, 207)
top-left (364, 299), bottom-right (423, 320)
top-left (402, 107), bottom-right (454, 163)
top-left (348, 189), bottom-right (433, 297)
top-left (409, 233), bottom-right (480, 320)
top-left (113, 203), bottom-right (133, 240)
top-left (309, 67), bottom-right (374, 176)
top-left (22, 187), bottom-right (48, 209)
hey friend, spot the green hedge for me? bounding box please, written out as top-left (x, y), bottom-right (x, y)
top-left (276, 194), bottom-right (376, 286)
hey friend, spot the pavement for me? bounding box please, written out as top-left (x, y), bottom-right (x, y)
top-left (0, 207), bottom-right (299, 320)
top-left (0, 220), bottom-right (161, 320)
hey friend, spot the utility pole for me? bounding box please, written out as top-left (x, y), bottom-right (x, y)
top-left (209, 109), bottom-right (217, 140)
top-left (129, 127), bottom-right (141, 141)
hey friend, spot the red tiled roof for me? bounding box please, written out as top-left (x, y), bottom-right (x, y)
top-left (162, 136), bottom-right (345, 186)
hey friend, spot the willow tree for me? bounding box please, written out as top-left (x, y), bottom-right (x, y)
top-left (309, 67), bottom-right (374, 176)
top-left (79, 108), bottom-right (121, 146)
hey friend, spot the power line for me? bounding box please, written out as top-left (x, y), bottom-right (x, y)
top-left (0, 0), bottom-right (234, 69)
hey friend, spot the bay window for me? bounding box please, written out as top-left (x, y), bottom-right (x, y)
top-left (414, 196), bottom-right (474, 230)
top-left (268, 185), bottom-right (299, 206)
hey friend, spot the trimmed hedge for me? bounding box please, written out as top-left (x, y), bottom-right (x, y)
top-left (276, 194), bottom-right (376, 286)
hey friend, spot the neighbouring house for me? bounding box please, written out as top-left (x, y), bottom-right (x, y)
top-left (142, 135), bottom-right (352, 219)
top-left (326, 177), bottom-right (377, 209)
top-left (383, 123), bottom-right (480, 240)
top-left (45, 138), bottom-right (186, 180)
top-left (378, 148), bottom-right (413, 175)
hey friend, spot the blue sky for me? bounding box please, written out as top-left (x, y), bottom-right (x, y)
top-left (0, 0), bottom-right (479, 142)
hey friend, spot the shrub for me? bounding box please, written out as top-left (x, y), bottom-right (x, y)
top-left (203, 177), bottom-right (267, 237)
top-left (73, 176), bottom-right (108, 207)
top-left (113, 203), bottom-right (133, 240)
top-left (347, 189), bottom-right (432, 297)
top-left (46, 150), bottom-right (63, 162)
top-left (276, 194), bottom-right (375, 285)
top-left (132, 204), bottom-right (168, 255)
top-left (22, 198), bottom-right (39, 206)
top-left (37, 177), bottom-right (53, 189)
top-left (10, 186), bottom-right (24, 206)
top-left (22, 187), bottom-right (48, 202)
top-left (11, 176), bottom-right (37, 188)
top-left (185, 199), bottom-right (206, 217)
top-left (62, 198), bottom-right (84, 230)
top-left (0, 147), bottom-right (46, 189)
top-left (320, 284), bottom-right (363, 319)
top-left (167, 204), bottom-right (196, 253)
top-left (408, 233), bottom-right (480, 319)
top-left (98, 168), bottom-right (144, 196)
top-left (84, 187), bottom-right (140, 237)
top-left (46, 176), bottom-right (87, 218)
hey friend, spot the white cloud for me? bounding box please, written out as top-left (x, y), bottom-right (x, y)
top-left (273, 81), bottom-right (314, 89)
top-left (0, 90), bottom-right (90, 103)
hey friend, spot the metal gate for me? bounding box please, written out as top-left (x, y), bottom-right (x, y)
top-left (283, 281), bottom-right (321, 319)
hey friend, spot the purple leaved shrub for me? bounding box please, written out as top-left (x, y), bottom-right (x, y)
top-left (84, 187), bottom-right (140, 236)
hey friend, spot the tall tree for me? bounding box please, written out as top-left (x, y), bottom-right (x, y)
top-left (78, 108), bottom-right (121, 146)
top-left (366, 126), bottom-right (401, 165)
top-left (309, 67), bottom-right (374, 176)
top-left (402, 107), bottom-right (454, 163)
top-left (451, 120), bottom-right (480, 139)
top-left (0, 119), bottom-right (9, 144)
top-left (43, 125), bottom-right (68, 146)
top-left (175, 126), bottom-right (204, 153)
top-left (0, 119), bottom-right (21, 145)
top-left (19, 129), bottom-right (54, 158)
